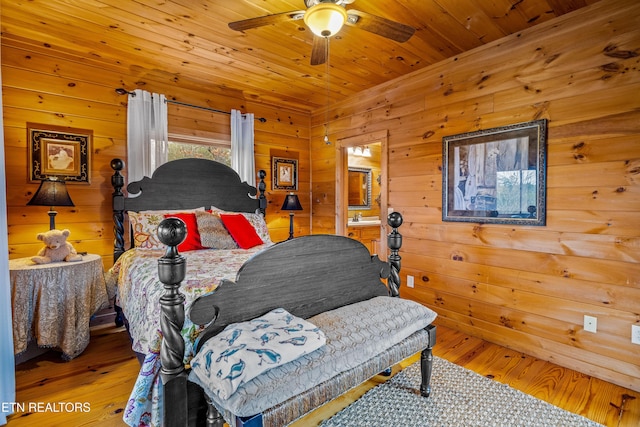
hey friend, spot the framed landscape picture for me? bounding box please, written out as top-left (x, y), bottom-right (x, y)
top-left (442, 119), bottom-right (547, 226)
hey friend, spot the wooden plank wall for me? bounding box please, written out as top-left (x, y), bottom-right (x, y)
top-left (310, 0), bottom-right (640, 391)
top-left (3, 37), bottom-right (310, 269)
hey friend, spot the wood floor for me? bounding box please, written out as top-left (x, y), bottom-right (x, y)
top-left (7, 322), bottom-right (639, 427)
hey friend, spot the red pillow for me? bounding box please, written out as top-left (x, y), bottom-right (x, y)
top-left (163, 212), bottom-right (205, 252)
top-left (219, 213), bottom-right (264, 249)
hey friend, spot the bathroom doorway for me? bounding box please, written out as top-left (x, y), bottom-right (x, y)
top-left (336, 130), bottom-right (388, 256)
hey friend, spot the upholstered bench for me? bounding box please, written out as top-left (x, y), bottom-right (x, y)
top-left (189, 296), bottom-right (437, 427)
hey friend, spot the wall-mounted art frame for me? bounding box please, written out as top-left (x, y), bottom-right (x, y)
top-left (442, 119), bottom-right (547, 226)
top-left (272, 157), bottom-right (298, 191)
top-left (28, 123), bottom-right (92, 184)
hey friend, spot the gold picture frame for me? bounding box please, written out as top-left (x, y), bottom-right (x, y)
top-left (272, 157), bottom-right (298, 191)
top-left (28, 123), bottom-right (92, 184)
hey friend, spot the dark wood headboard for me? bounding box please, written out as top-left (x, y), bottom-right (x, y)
top-left (110, 158), bottom-right (267, 262)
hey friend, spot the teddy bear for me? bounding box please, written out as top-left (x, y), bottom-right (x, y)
top-left (31, 229), bottom-right (83, 264)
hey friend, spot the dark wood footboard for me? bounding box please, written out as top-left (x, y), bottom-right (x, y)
top-left (154, 212), bottom-right (436, 427)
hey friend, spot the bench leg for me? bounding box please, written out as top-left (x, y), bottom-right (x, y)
top-left (420, 324), bottom-right (437, 397)
top-left (205, 395), bottom-right (224, 427)
top-left (380, 367), bottom-right (393, 376)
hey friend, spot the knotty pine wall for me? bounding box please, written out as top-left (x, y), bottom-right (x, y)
top-left (3, 38), bottom-right (310, 269)
top-left (311, 0), bottom-right (640, 391)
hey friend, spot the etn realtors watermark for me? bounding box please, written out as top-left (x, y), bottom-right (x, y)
top-left (2, 401), bottom-right (90, 413)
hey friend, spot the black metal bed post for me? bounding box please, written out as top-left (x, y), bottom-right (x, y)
top-left (157, 218), bottom-right (189, 427)
top-left (387, 211), bottom-right (403, 297)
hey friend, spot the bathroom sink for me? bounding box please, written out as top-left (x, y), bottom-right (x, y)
top-left (347, 218), bottom-right (381, 226)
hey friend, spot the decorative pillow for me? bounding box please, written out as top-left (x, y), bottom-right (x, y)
top-left (190, 308), bottom-right (326, 400)
top-left (195, 211), bottom-right (237, 249)
top-left (210, 207), bottom-right (272, 245)
top-left (240, 212), bottom-right (272, 245)
top-left (128, 208), bottom-right (204, 250)
top-left (220, 214), bottom-right (264, 249)
top-left (163, 212), bottom-right (205, 252)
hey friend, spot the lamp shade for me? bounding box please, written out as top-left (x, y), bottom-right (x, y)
top-left (281, 193), bottom-right (303, 211)
top-left (27, 177), bottom-right (74, 207)
top-left (303, 3), bottom-right (347, 37)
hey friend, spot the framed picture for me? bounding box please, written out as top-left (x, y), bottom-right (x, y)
top-left (442, 119), bottom-right (547, 226)
top-left (272, 157), bottom-right (298, 191)
top-left (28, 123), bottom-right (92, 184)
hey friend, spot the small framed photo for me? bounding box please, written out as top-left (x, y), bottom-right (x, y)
top-left (28, 123), bottom-right (92, 184)
top-left (272, 157), bottom-right (298, 191)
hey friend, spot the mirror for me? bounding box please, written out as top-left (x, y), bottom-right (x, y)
top-left (442, 119), bottom-right (547, 226)
top-left (348, 167), bottom-right (372, 210)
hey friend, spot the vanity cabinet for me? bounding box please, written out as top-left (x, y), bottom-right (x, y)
top-left (346, 225), bottom-right (380, 255)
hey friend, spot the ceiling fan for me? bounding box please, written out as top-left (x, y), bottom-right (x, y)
top-left (228, 0), bottom-right (415, 65)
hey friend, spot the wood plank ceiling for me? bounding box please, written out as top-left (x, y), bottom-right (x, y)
top-left (1, 0), bottom-right (601, 113)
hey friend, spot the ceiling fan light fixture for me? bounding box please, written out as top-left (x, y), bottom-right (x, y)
top-left (304, 3), bottom-right (347, 37)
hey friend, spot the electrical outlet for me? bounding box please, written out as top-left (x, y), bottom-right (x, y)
top-left (632, 325), bottom-right (640, 345)
top-left (584, 315), bottom-right (597, 333)
top-left (406, 275), bottom-right (414, 288)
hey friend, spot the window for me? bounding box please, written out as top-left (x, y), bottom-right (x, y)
top-left (496, 170), bottom-right (537, 216)
top-left (167, 133), bottom-right (231, 165)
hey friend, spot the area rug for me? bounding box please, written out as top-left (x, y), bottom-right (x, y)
top-left (320, 356), bottom-right (602, 426)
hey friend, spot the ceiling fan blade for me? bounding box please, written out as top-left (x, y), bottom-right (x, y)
top-left (345, 10), bottom-right (415, 43)
top-left (229, 10), bottom-right (305, 32)
top-left (310, 36), bottom-right (327, 66)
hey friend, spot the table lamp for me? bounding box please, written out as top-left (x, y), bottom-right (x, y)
top-left (281, 192), bottom-right (302, 240)
top-left (27, 177), bottom-right (74, 230)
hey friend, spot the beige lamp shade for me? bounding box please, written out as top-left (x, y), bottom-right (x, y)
top-left (304, 3), bottom-right (347, 37)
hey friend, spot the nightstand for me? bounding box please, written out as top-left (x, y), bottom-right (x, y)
top-left (9, 254), bottom-right (108, 360)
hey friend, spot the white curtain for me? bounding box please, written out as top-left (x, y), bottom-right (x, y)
top-left (127, 89), bottom-right (168, 184)
top-left (0, 67), bottom-right (16, 424)
top-left (231, 109), bottom-right (255, 187)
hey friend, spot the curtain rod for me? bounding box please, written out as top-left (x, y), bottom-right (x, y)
top-left (115, 88), bottom-right (267, 123)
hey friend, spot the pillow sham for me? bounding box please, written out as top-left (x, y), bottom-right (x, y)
top-left (128, 208), bottom-right (204, 250)
top-left (209, 207), bottom-right (272, 245)
top-left (219, 214), bottom-right (264, 249)
top-left (240, 212), bottom-right (272, 245)
top-left (163, 212), bottom-right (204, 252)
top-left (190, 308), bottom-right (326, 400)
top-left (195, 211), bottom-right (237, 249)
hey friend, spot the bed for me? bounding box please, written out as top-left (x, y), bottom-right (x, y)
top-left (108, 157), bottom-right (437, 427)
